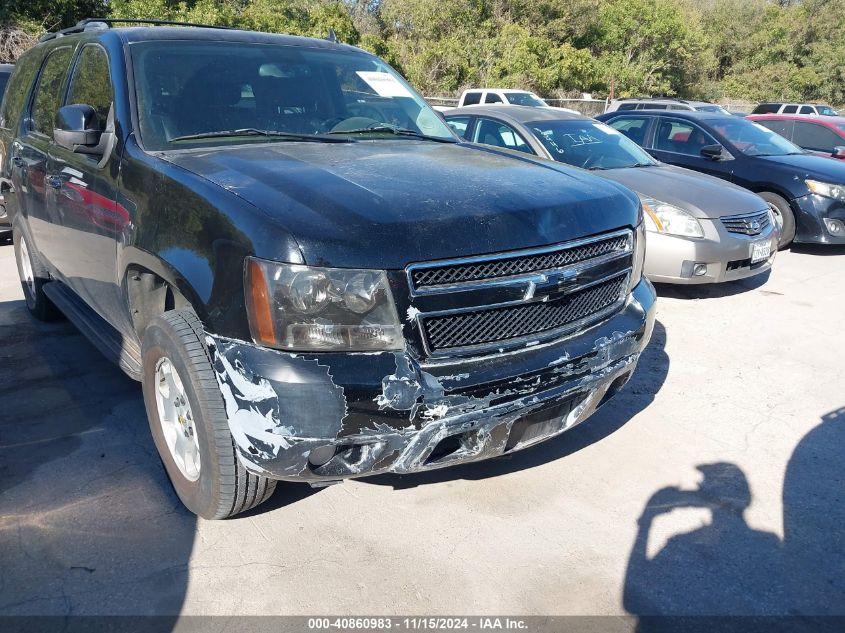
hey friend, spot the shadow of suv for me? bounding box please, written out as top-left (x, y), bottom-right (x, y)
top-left (0, 19), bottom-right (655, 518)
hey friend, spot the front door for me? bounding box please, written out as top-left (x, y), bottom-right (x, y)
top-left (46, 44), bottom-right (127, 325)
top-left (649, 117), bottom-right (734, 182)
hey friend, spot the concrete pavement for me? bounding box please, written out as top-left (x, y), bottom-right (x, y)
top-left (0, 233), bottom-right (842, 617)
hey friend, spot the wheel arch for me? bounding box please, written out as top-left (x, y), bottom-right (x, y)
top-left (120, 247), bottom-right (208, 338)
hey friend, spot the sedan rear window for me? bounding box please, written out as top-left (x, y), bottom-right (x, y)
top-left (529, 120), bottom-right (656, 170)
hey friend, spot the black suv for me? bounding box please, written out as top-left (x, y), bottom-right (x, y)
top-left (0, 20), bottom-right (655, 518)
top-left (0, 63), bottom-right (13, 234)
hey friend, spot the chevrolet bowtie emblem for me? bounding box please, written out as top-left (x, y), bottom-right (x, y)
top-left (525, 270), bottom-right (579, 302)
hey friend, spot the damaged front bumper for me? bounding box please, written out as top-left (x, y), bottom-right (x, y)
top-left (206, 280), bottom-right (657, 482)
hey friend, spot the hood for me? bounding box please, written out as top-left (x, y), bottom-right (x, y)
top-left (162, 140), bottom-right (639, 269)
top-left (599, 163), bottom-right (768, 219)
top-left (757, 152), bottom-right (845, 181)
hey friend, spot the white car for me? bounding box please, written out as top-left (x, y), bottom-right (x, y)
top-left (457, 88), bottom-right (579, 114)
top-left (751, 102), bottom-right (838, 117)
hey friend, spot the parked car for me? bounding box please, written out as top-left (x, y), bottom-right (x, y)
top-left (751, 102), bottom-right (837, 117)
top-left (457, 88), bottom-right (578, 113)
top-left (0, 63), bottom-right (13, 235)
top-left (748, 114), bottom-right (845, 161)
top-left (605, 98), bottom-right (731, 115)
top-left (597, 110), bottom-right (845, 247)
top-left (0, 20), bottom-right (655, 518)
top-left (445, 106), bottom-right (777, 285)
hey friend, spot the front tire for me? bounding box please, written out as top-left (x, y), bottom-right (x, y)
top-left (759, 191), bottom-right (796, 249)
top-left (13, 228), bottom-right (60, 321)
top-left (141, 309), bottom-right (276, 519)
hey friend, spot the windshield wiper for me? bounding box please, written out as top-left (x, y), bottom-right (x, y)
top-left (327, 125), bottom-right (457, 143)
top-left (629, 162), bottom-right (656, 168)
top-left (169, 128), bottom-right (353, 143)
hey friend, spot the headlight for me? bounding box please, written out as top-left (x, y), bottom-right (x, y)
top-left (638, 195), bottom-right (704, 238)
top-left (630, 219), bottom-right (646, 290)
top-left (245, 258), bottom-right (403, 351)
top-left (806, 179), bottom-right (845, 202)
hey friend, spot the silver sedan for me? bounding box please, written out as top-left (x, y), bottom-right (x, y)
top-left (444, 106), bottom-right (778, 285)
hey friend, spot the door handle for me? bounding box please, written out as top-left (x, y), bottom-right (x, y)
top-left (47, 175), bottom-right (64, 189)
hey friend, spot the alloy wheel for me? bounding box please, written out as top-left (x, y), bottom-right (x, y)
top-left (154, 357), bottom-right (201, 482)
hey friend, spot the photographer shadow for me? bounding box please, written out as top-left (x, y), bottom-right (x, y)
top-left (624, 408), bottom-right (845, 628)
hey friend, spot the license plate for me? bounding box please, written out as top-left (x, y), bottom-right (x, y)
top-left (751, 241), bottom-right (771, 264)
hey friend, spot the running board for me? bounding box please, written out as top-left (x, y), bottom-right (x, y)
top-left (43, 281), bottom-right (143, 381)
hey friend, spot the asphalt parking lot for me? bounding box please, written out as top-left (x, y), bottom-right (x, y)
top-left (0, 232), bottom-right (843, 619)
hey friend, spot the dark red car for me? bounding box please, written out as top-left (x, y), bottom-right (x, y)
top-left (748, 114), bottom-right (845, 160)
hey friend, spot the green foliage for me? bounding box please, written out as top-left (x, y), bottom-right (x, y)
top-left (5, 0), bottom-right (845, 106)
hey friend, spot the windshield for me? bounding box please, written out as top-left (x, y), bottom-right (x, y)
top-left (710, 118), bottom-right (804, 156)
top-left (818, 106), bottom-right (837, 116)
top-left (696, 104), bottom-right (730, 115)
top-left (505, 92), bottom-right (546, 107)
top-left (130, 41), bottom-right (454, 150)
top-left (528, 120), bottom-right (657, 170)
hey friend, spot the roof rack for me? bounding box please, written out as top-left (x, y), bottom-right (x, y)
top-left (38, 17), bottom-right (235, 42)
top-left (616, 96), bottom-right (689, 103)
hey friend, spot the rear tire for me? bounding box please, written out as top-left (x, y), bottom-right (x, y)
top-left (141, 309), bottom-right (276, 519)
top-left (759, 191), bottom-right (796, 249)
top-left (13, 227), bottom-right (60, 321)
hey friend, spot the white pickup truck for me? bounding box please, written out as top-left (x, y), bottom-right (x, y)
top-left (455, 88), bottom-right (579, 113)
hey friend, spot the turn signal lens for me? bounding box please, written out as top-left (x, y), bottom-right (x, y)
top-left (245, 258), bottom-right (277, 346)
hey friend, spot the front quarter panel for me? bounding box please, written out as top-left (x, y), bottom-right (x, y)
top-left (116, 138), bottom-right (303, 340)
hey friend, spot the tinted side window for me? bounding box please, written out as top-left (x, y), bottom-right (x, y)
top-left (67, 45), bottom-right (113, 130)
top-left (799, 105), bottom-right (815, 115)
top-left (756, 119), bottom-right (794, 141)
top-left (792, 121), bottom-right (842, 152)
top-left (653, 119), bottom-right (717, 155)
top-left (484, 93), bottom-right (503, 104)
top-left (462, 92), bottom-right (481, 106)
top-left (617, 103), bottom-right (637, 111)
top-left (31, 47), bottom-right (74, 136)
top-left (781, 105), bottom-right (798, 114)
top-left (752, 103), bottom-right (779, 114)
top-left (473, 117), bottom-right (532, 153)
top-left (607, 117), bottom-right (650, 146)
top-left (0, 51), bottom-right (43, 130)
top-left (642, 104), bottom-right (667, 110)
top-left (445, 116), bottom-right (471, 139)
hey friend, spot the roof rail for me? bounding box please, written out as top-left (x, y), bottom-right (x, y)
top-left (616, 96), bottom-right (689, 103)
top-left (38, 17), bottom-right (235, 42)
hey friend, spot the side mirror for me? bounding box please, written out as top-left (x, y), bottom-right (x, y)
top-left (832, 146), bottom-right (845, 159)
top-left (700, 144), bottom-right (724, 160)
top-left (54, 104), bottom-right (103, 154)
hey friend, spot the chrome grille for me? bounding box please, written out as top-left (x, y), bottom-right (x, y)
top-left (720, 210), bottom-right (770, 236)
top-left (421, 274), bottom-right (629, 353)
top-left (410, 233), bottom-right (632, 291)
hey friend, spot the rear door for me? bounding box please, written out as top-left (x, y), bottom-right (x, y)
top-left (16, 45), bottom-right (75, 268)
top-left (445, 115), bottom-right (473, 140)
top-left (648, 117), bottom-right (733, 180)
top-left (472, 117), bottom-right (534, 154)
top-left (791, 120), bottom-right (844, 154)
top-left (605, 115), bottom-right (654, 148)
top-left (46, 43), bottom-right (127, 323)
top-left (755, 118), bottom-right (795, 143)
